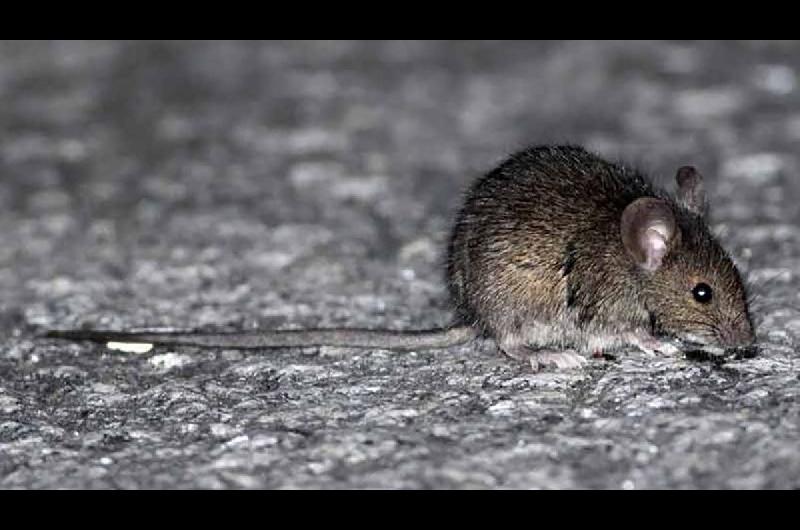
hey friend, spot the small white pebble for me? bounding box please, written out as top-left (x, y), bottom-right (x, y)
top-left (107, 342), bottom-right (153, 354)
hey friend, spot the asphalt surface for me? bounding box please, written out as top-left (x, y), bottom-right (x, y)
top-left (1, 41), bottom-right (799, 489)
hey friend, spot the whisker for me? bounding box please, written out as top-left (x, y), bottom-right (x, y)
top-left (669, 319), bottom-right (718, 330)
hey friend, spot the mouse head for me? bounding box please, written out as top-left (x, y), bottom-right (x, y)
top-left (620, 166), bottom-right (755, 355)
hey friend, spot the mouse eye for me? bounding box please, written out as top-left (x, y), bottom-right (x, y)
top-left (691, 282), bottom-right (713, 303)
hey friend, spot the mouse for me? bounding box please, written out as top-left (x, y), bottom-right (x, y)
top-left (44, 144), bottom-right (757, 371)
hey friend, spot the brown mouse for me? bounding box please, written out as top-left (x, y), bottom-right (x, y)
top-left (446, 144), bottom-right (755, 369)
top-left (45, 144), bottom-right (757, 370)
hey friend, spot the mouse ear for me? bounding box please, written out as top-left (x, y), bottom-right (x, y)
top-left (675, 166), bottom-right (707, 216)
top-left (620, 197), bottom-right (678, 272)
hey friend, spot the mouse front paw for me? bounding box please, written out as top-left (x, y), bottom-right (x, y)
top-left (529, 350), bottom-right (588, 371)
top-left (627, 333), bottom-right (681, 357)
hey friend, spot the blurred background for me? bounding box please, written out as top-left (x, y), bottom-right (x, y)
top-left (1, 41), bottom-right (799, 488)
top-left (2, 40), bottom-right (798, 333)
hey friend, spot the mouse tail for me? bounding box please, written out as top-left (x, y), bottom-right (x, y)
top-left (43, 326), bottom-right (478, 351)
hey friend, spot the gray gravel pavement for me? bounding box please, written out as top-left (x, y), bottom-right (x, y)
top-left (1, 40), bottom-right (799, 489)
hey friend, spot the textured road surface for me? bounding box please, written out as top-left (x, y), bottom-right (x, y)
top-left (1, 41), bottom-right (799, 489)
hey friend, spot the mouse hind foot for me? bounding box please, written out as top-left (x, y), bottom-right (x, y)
top-left (529, 350), bottom-right (588, 371)
top-left (497, 337), bottom-right (588, 372)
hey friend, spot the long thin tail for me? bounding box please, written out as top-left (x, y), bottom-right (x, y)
top-left (43, 326), bottom-right (477, 351)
